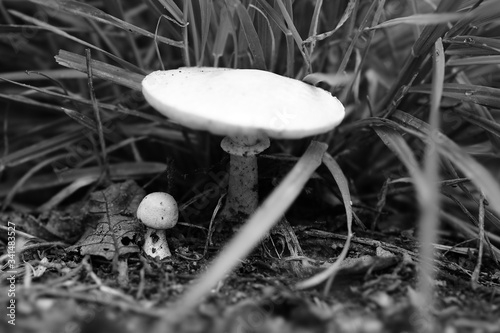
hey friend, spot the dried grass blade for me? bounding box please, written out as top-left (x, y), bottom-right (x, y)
top-left (55, 50), bottom-right (144, 91)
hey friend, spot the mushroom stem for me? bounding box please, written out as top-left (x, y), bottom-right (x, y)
top-left (219, 135), bottom-right (270, 222)
top-left (144, 228), bottom-right (171, 259)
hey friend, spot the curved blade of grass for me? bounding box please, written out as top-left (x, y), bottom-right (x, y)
top-left (28, 0), bottom-right (183, 48)
top-left (368, 13), bottom-right (464, 30)
top-left (303, 72), bottom-right (354, 87)
top-left (410, 83), bottom-right (500, 109)
top-left (295, 153), bottom-right (353, 290)
top-left (225, 0), bottom-right (266, 70)
top-left (172, 141), bottom-right (328, 315)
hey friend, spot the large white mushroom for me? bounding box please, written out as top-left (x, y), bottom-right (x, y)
top-left (142, 68), bottom-right (345, 223)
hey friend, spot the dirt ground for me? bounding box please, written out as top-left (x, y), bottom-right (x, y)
top-left (1, 181), bottom-right (499, 333)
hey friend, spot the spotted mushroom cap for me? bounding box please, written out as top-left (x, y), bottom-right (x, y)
top-left (142, 67), bottom-right (345, 139)
top-left (136, 192), bottom-right (178, 229)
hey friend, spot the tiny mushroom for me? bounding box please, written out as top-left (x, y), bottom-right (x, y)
top-left (137, 192), bottom-right (178, 259)
top-left (142, 68), bottom-right (345, 223)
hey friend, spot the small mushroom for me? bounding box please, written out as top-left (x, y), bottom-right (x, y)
top-left (136, 192), bottom-right (178, 259)
top-left (142, 68), bottom-right (345, 223)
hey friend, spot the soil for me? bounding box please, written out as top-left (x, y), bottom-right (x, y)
top-left (0, 182), bottom-right (499, 333)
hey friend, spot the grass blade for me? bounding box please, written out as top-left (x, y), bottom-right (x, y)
top-left (29, 0), bottom-right (183, 47)
top-left (172, 141), bottom-right (328, 315)
top-left (55, 50), bottom-right (144, 91)
top-left (410, 83), bottom-right (500, 109)
top-left (368, 13), bottom-right (464, 30)
top-left (9, 10), bottom-right (145, 74)
top-left (417, 37), bottom-right (444, 312)
top-left (225, 0), bottom-right (266, 70)
top-left (392, 110), bottom-right (500, 219)
top-left (294, 153), bottom-right (353, 290)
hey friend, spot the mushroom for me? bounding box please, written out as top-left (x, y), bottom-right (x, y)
top-left (136, 192), bottom-right (178, 259)
top-left (142, 68), bottom-right (344, 223)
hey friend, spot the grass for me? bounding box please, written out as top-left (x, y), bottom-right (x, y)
top-left (1, 0), bottom-right (500, 331)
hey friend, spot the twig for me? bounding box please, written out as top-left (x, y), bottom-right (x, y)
top-left (471, 193), bottom-right (486, 288)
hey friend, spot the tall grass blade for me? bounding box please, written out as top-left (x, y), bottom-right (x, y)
top-left (417, 37), bottom-right (444, 315)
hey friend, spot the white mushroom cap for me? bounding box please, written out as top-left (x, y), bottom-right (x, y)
top-left (142, 68), bottom-right (345, 139)
top-left (137, 192), bottom-right (178, 229)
